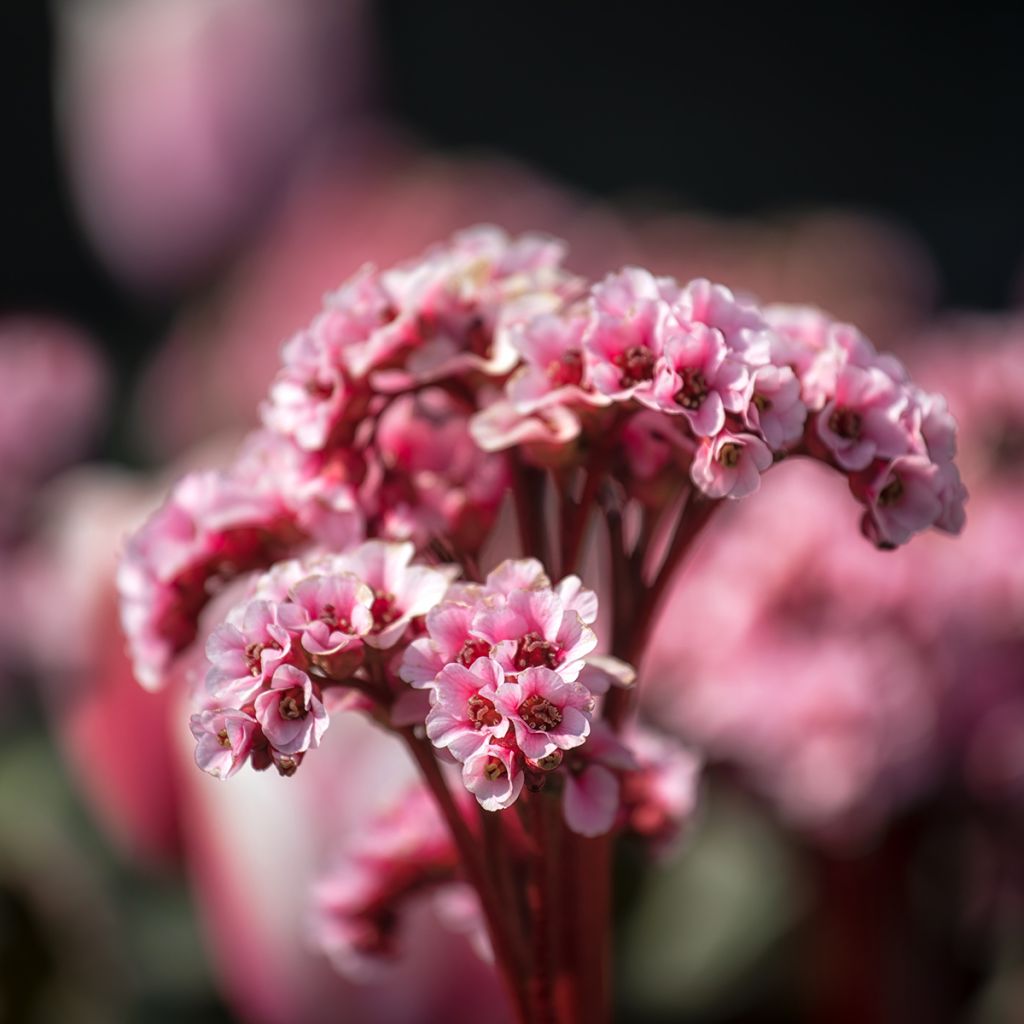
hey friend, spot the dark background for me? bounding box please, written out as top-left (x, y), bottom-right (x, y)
top-left (2, 2), bottom-right (1023, 368)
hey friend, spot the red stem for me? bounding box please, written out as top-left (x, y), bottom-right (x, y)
top-left (400, 730), bottom-right (530, 1022)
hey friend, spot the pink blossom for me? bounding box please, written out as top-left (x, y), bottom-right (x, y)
top-left (671, 277), bottom-right (766, 347)
top-left (401, 601), bottom-right (484, 689)
top-left (462, 743), bottom-right (524, 811)
top-left (492, 666), bottom-right (593, 760)
top-left (205, 599), bottom-right (293, 703)
top-left (644, 322), bottom-right (750, 434)
top-left (476, 588), bottom-right (597, 682)
top-left (816, 363), bottom-right (910, 470)
top-left (278, 571), bottom-right (374, 657)
top-left (425, 659), bottom-right (508, 762)
top-left (254, 664), bottom-right (329, 755)
top-left (117, 469), bottom-right (297, 690)
top-left (585, 267), bottom-right (672, 400)
top-left (690, 431), bottom-right (773, 499)
top-left (190, 708), bottom-right (260, 779)
top-left (262, 328), bottom-right (352, 451)
top-left (858, 455), bottom-right (948, 548)
top-left (745, 364), bottom-right (807, 450)
top-left (505, 307), bottom-right (605, 411)
top-left (326, 541), bottom-right (456, 648)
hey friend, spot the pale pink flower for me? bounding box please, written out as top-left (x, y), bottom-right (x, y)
top-left (619, 726), bottom-right (702, 856)
top-left (560, 722), bottom-right (636, 837)
top-left (492, 666), bottom-right (593, 760)
top-left (462, 742), bottom-right (524, 811)
top-left (278, 572), bottom-right (374, 657)
top-left (505, 307), bottom-right (604, 411)
top-left (690, 430), bottom-right (773, 499)
top-left (585, 267), bottom-right (672, 400)
top-left (205, 599), bottom-right (293, 703)
top-left (858, 455), bottom-right (949, 548)
top-left (671, 277), bottom-right (766, 348)
top-left (401, 601), bottom-right (488, 689)
top-left (254, 664), bottom-right (328, 755)
top-left (476, 588), bottom-right (597, 682)
top-left (745, 364), bottom-right (807, 450)
top-left (816, 363), bottom-right (910, 470)
top-left (425, 659), bottom-right (508, 762)
top-left (370, 390), bottom-right (510, 549)
top-left (332, 541), bottom-right (456, 649)
top-left (190, 708), bottom-right (260, 780)
top-left (117, 469), bottom-right (294, 690)
top-left (644, 322), bottom-right (750, 434)
top-left (262, 328), bottom-right (351, 451)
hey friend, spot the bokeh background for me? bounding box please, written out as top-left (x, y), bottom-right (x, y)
top-left (1, 2), bottom-right (1023, 1022)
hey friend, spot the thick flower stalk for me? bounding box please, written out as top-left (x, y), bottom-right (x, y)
top-left (118, 226), bottom-right (965, 1023)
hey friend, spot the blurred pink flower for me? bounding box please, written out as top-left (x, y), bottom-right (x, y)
top-left (56, 0), bottom-right (370, 288)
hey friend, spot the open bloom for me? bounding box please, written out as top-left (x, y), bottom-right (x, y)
top-left (690, 430), bottom-right (773, 499)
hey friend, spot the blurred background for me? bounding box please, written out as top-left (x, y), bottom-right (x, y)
top-left (1, 2), bottom-right (1022, 1021)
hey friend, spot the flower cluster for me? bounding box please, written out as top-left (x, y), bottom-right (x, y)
top-left (190, 541), bottom-right (454, 777)
top-left (119, 227), bottom-right (966, 694)
top-left (474, 270), bottom-right (967, 547)
top-left (402, 559), bottom-right (603, 819)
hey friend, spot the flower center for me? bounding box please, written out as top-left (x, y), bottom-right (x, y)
top-left (279, 690), bottom-right (307, 720)
top-left (244, 641), bottom-right (267, 676)
top-left (370, 590), bottom-right (400, 631)
top-left (752, 392), bottom-right (772, 412)
top-left (305, 378), bottom-right (335, 400)
top-left (829, 407), bottom-right (862, 440)
top-left (467, 694), bottom-right (502, 729)
top-left (546, 350), bottom-right (584, 388)
top-left (483, 757), bottom-right (508, 781)
top-left (717, 442), bottom-right (742, 468)
top-left (320, 602), bottom-right (352, 633)
top-left (878, 476), bottom-right (904, 507)
top-left (457, 636), bottom-right (492, 667)
top-left (513, 632), bottom-right (560, 671)
top-left (216, 728), bottom-right (231, 748)
top-left (674, 367), bottom-right (709, 410)
top-left (518, 694), bottom-right (563, 732)
top-left (614, 345), bottom-right (656, 385)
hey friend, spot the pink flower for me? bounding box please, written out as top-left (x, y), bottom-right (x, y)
top-left (425, 659), bottom-right (508, 762)
top-left (278, 571), bottom-right (374, 657)
top-left (816, 363), bottom-right (910, 470)
top-left (331, 541), bottom-right (456, 649)
top-left (560, 722), bottom-right (636, 837)
top-left (858, 455), bottom-right (948, 548)
top-left (585, 267), bottom-right (672, 400)
top-left (254, 664), bottom-right (329, 755)
top-left (653, 334), bottom-right (745, 431)
top-left (401, 601), bottom-right (484, 689)
top-left (205, 599), bottom-right (293, 703)
top-left (190, 708), bottom-right (259, 779)
top-left (117, 469), bottom-right (296, 690)
top-left (476, 588), bottom-right (597, 682)
top-left (262, 328), bottom-right (352, 451)
top-left (644, 322), bottom-right (750, 434)
top-left (462, 742), bottom-right (524, 811)
top-left (505, 307), bottom-right (605, 411)
top-left (744, 364), bottom-right (807, 450)
top-left (690, 431), bottom-right (773, 499)
top-left (492, 666), bottom-right (593, 760)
